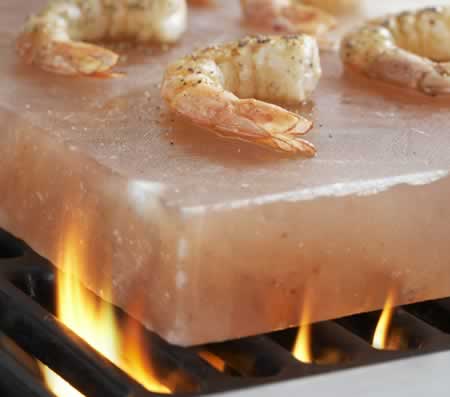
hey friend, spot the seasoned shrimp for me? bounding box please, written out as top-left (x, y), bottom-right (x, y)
top-left (17, 0), bottom-right (187, 76)
top-left (161, 35), bottom-right (321, 156)
top-left (341, 6), bottom-right (450, 95)
top-left (240, 0), bottom-right (336, 37)
top-left (302, 0), bottom-right (359, 14)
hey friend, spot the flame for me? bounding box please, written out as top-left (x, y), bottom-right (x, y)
top-left (57, 233), bottom-right (120, 363)
top-left (372, 290), bottom-right (395, 350)
top-left (40, 365), bottom-right (84, 397)
top-left (121, 312), bottom-right (171, 393)
top-left (42, 226), bottom-right (170, 395)
top-left (198, 351), bottom-right (226, 372)
top-left (314, 348), bottom-right (343, 365)
top-left (292, 297), bottom-right (313, 363)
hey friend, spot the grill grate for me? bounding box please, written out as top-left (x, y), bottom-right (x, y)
top-left (0, 228), bottom-right (450, 397)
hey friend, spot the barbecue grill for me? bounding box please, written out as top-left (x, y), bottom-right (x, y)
top-left (1, 228), bottom-right (449, 397)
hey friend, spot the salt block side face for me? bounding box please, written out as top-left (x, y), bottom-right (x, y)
top-left (170, 171), bottom-right (450, 345)
top-left (0, 0), bottom-right (450, 347)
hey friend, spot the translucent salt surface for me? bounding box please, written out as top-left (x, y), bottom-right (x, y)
top-left (1, 0), bottom-right (449, 345)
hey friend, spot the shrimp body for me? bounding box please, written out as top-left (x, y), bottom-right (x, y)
top-left (161, 35), bottom-right (321, 156)
top-left (240, 0), bottom-right (336, 37)
top-left (341, 6), bottom-right (450, 95)
top-left (17, 0), bottom-right (187, 76)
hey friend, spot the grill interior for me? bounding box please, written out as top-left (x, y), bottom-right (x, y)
top-left (0, 228), bottom-right (450, 397)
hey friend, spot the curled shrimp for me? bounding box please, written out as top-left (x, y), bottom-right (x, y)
top-left (302, 0), bottom-right (359, 15)
top-left (161, 35), bottom-right (321, 156)
top-left (341, 6), bottom-right (450, 95)
top-left (240, 0), bottom-right (336, 37)
top-left (17, 0), bottom-right (187, 76)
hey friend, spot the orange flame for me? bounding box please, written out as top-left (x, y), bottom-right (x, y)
top-left (372, 290), bottom-right (395, 350)
top-left (41, 226), bottom-right (170, 395)
top-left (121, 310), bottom-right (170, 393)
top-left (292, 295), bottom-right (313, 363)
top-left (198, 351), bottom-right (226, 372)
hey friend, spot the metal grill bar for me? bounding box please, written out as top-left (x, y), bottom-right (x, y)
top-left (0, 342), bottom-right (56, 397)
top-left (0, 278), bottom-right (150, 397)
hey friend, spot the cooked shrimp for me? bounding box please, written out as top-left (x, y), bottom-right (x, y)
top-left (341, 6), bottom-right (450, 95)
top-left (187, 0), bottom-right (211, 6)
top-left (161, 35), bottom-right (321, 156)
top-left (240, 0), bottom-right (336, 37)
top-left (17, 0), bottom-right (187, 76)
top-left (302, 0), bottom-right (359, 14)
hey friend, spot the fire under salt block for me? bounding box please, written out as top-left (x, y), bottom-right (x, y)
top-left (1, 0), bottom-right (450, 346)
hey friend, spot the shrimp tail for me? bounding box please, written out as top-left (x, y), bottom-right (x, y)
top-left (262, 133), bottom-right (317, 156)
top-left (17, 30), bottom-right (119, 76)
top-left (43, 41), bottom-right (119, 76)
top-left (231, 99), bottom-right (316, 156)
top-left (363, 43), bottom-right (450, 96)
top-left (421, 63), bottom-right (450, 96)
top-left (241, 0), bottom-right (336, 37)
top-left (278, 4), bottom-right (337, 36)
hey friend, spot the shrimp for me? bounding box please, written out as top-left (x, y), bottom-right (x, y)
top-left (240, 0), bottom-right (336, 37)
top-left (302, 0), bottom-right (359, 14)
top-left (341, 6), bottom-right (450, 95)
top-left (187, 0), bottom-right (211, 6)
top-left (161, 35), bottom-right (321, 156)
top-left (17, 0), bottom-right (187, 76)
